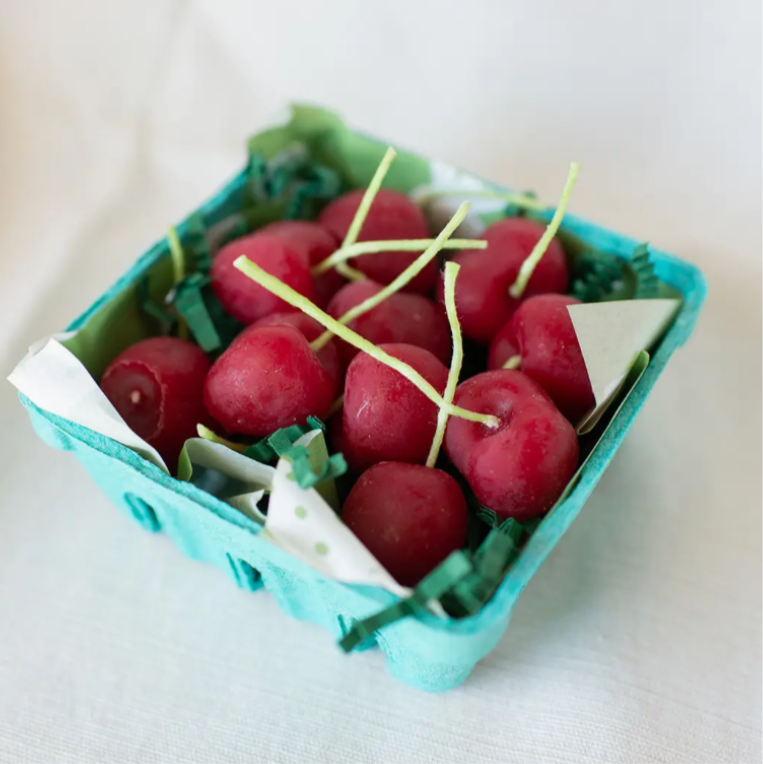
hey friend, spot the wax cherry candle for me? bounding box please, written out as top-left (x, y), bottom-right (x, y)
top-left (203, 325), bottom-right (335, 436)
top-left (339, 343), bottom-right (449, 471)
top-left (445, 370), bottom-right (579, 520)
top-left (342, 462), bottom-right (468, 586)
top-left (488, 294), bottom-right (594, 423)
top-left (250, 312), bottom-right (341, 393)
top-left (211, 234), bottom-right (314, 324)
top-left (100, 337), bottom-right (212, 470)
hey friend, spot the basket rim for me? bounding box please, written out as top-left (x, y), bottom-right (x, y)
top-left (23, 154), bottom-right (707, 639)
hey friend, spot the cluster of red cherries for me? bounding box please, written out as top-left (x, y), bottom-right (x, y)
top-left (100, 185), bottom-right (595, 586)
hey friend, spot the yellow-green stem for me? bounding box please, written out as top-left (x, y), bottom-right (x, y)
top-left (311, 202), bottom-right (471, 352)
top-left (312, 238), bottom-right (486, 276)
top-left (334, 146), bottom-right (397, 280)
top-left (426, 262), bottom-right (464, 468)
top-left (233, 256), bottom-right (500, 428)
top-left (508, 162), bottom-right (580, 299)
top-left (337, 263), bottom-right (367, 282)
top-left (502, 354), bottom-right (522, 370)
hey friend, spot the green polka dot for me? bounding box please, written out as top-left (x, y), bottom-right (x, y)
top-left (315, 541), bottom-right (329, 556)
top-left (286, 472), bottom-right (296, 482)
top-left (295, 506), bottom-right (307, 519)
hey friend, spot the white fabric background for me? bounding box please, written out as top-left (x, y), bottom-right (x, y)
top-left (0, 1), bottom-right (760, 762)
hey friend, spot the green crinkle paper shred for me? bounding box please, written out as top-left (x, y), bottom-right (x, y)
top-left (285, 164), bottom-right (342, 220)
top-left (186, 212), bottom-right (212, 273)
top-left (339, 554), bottom-right (474, 653)
top-left (569, 241), bottom-right (659, 303)
top-left (569, 248), bottom-right (627, 303)
top-left (243, 144), bottom-right (343, 220)
top-left (137, 275), bottom-right (176, 328)
top-left (170, 217), bottom-right (243, 353)
top-left (173, 273), bottom-right (220, 352)
top-left (441, 514), bottom-right (540, 618)
top-left (503, 189), bottom-right (538, 218)
top-left (339, 514), bottom-right (540, 652)
top-left (244, 417), bottom-right (348, 491)
top-left (632, 242), bottom-right (659, 299)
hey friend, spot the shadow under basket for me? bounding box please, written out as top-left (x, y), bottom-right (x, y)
top-left (18, 106), bottom-right (706, 692)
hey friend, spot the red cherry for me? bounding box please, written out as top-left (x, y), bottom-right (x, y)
top-left (445, 370), bottom-right (579, 520)
top-left (250, 311), bottom-right (341, 394)
top-left (210, 234), bottom-right (314, 325)
top-left (317, 188), bottom-right (435, 293)
top-left (100, 337), bottom-right (212, 470)
top-left (488, 294), bottom-right (594, 423)
top-left (256, 220), bottom-right (345, 307)
top-left (203, 325), bottom-right (334, 436)
top-left (436, 218), bottom-right (568, 344)
top-left (327, 407), bottom-right (346, 455)
top-left (340, 343), bottom-right (448, 471)
top-left (343, 462), bottom-right (468, 586)
top-left (327, 280), bottom-right (451, 368)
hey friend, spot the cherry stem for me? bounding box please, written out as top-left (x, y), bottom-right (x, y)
top-left (508, 161), bottom-right (580, 299)
top-left (167, 227), bottom-right (189, 340)
top-left (233, 251), bottom-right (500, 429)
top-left (502, 354), bottom-right (522, 370)
top-left (426, 262), bottom-right (464, 468)
top-left (417, 188), bottom-right (546, 211)
top-left (196, 423), bottom-right (248, 453)
top-left (310, 202), bottom-right (473, 351)
top-left (312, 238), bottom-right (486, 276)
top-left (333, 146), bottom-right (397, 281)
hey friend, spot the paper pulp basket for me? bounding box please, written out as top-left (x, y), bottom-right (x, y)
top-left (17, 106), bottom-right (707, 692)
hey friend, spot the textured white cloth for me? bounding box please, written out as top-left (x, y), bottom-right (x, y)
top-left (0, 1), bottom-right (760, 762)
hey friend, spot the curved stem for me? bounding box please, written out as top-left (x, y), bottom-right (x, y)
top-left (426, 262), bottom-right (464, 467)
top-left (335, 146), bottom-right (397, 280)
top-left (311, 202), bottom-right (471, 352)
top-left (509, 162), bottom-right (580, 299)
top-left (233, 255), bottom-right (500, 428)
top-left (312, 238), bottom-right (486, 276)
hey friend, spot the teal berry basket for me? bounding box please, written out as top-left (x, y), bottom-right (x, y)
top-left (16, 106), bottom-right (707, 692)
